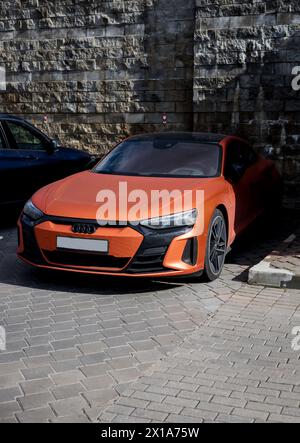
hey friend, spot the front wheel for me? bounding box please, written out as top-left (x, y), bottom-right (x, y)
top-left (203, 209), bottom-right (227, 282)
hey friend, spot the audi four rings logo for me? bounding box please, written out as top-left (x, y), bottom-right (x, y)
top-left (72, 224), bottom-right (97, 234)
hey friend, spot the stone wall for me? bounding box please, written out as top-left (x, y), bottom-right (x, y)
top-left (0, 0), bottom-right (300, 195)
top-left (0, 0), bottom-right (195, 154)
top-left (194, 0), bottom-right (300, 195)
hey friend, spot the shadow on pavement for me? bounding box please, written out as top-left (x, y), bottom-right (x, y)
top-left (0, 258), bottom-right (183, 296)
top-left (0, 208), bottom-right (299, 293)
top-left (0, 204), bottom-right (22, 229)
top-left (227, 208), bottom-right (300, 282)
top-left (228, 209), bottom-right (300, 265)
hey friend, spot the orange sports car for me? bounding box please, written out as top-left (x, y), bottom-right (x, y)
top-left (17, 133), bottom-right (282, 281)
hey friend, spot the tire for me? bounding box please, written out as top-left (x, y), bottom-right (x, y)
top-left (203, 209), bottom-right (227, 282)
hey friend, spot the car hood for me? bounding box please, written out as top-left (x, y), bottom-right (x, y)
top-left (32, 171), bottom-right (223, 222)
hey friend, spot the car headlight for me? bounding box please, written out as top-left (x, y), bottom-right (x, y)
top-left (140, 209), bottom-right (197, 230)
top-left (23, 200), bottom-right (44, 221)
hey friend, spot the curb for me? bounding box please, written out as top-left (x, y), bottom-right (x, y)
top-left (248, 233), bottom-right (300, 289)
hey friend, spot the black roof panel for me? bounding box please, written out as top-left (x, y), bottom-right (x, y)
top-left (128, 132), bottom-right (226, 143)
top-left (0, 114), bottom-right (25, 121)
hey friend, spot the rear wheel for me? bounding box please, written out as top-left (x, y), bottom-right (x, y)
top-left (203, 209), bottom-right (227, 281)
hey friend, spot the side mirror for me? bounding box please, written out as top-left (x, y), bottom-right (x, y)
top-left (262, 145), bottom-right (274, 159)
top-left (48, 139), bottom-right (59, 153)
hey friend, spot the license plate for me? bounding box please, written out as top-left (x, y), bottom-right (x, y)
top-left (56, 237), bottom-right (109, 253)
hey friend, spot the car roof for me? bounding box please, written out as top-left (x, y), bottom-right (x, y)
top-left (0, 114), bottom-right (53, 142)
top-left (0, 120), bottom-right (240, 146)
top-left (128, 132), bottom-right (226, 143)
top-left (0, 114), bottom-right (25, 121)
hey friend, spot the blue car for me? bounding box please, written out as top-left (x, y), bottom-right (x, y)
top-left (0, 114), bottom-right (97, 207)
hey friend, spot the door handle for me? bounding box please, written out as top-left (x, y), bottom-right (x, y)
top-left (25, 155), bottom-right (37, 160)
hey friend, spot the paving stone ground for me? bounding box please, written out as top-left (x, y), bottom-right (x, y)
top-left (270, 234), bottom-right (300, 274)
top-left (103, 286), bottom-right (300, 423)
top-left (0, 212), bottom-right (299, 423)
top-left (249, 225), bottom-right (300, 289)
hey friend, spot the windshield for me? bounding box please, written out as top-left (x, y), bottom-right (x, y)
top-left (94, 138), bottom-right (222, 178)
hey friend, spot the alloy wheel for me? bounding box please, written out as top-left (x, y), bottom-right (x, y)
top-left (208, 215), bottom-right (227, 275)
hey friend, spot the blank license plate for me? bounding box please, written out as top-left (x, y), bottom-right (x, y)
top-left (57, 237), bottom-right (109, 253)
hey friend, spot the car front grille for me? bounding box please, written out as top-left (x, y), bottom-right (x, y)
top-left (43, 250), bottom-right (130, 270)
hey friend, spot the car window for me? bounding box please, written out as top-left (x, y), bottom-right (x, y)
top-left (3, 121), bottom-right (46, 151)
top-left (225, 141), bottom-right (257, 180)
top-left (0, 129), bottom-right (5, 149)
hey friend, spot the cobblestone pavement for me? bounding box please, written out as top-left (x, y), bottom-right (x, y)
top-left (0, 214), bottom-right (299, 423)
top-left (103, 286), bottom-right (300, 423)
top-left (269, 232), bottom-right (300, 274)
top-left (248, 215), bottom-right (300, 289)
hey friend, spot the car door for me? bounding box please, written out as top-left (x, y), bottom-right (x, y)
top-left (0, 121), bottom-right (39, 205)
top-left (0, 119), bottom-right (53, 203)
top-left (1, 119), bottom-right (71, 202)
top-left (224, 140), bottom-right (259, 234)
top-left (0, 124), bottom-right (15, 205)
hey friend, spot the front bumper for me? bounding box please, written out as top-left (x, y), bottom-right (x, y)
top-left (17, 214), bottom-right (204, 277)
